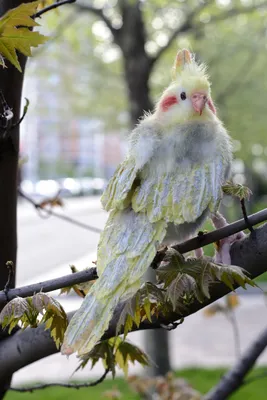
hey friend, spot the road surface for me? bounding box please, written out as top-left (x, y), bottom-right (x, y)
top-left (11, 197), bottom-right (267, 385)
top-left (17, 196), bottom-right (106, 285)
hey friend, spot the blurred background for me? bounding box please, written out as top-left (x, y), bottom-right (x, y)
top-left (13, 0), bottom-right (267, 398)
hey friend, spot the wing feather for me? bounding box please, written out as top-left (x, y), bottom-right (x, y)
top-left (132, 156), bottom-right (227, 225)
top-left (101, 157), bottom-right (139, 211)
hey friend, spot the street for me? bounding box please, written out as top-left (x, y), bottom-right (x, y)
top-left (17, 196), bottom-right (106, 285)
top-left (12, 197), bottom-right (267, 385)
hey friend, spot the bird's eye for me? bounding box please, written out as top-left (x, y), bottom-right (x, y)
top-left (180, 92), bottom-right (186, 100)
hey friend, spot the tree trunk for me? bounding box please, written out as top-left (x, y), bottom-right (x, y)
top-left (119, 0), bottom-right (171, 376)
top-left (119, 0), bottom-right (153, 126)
top-left (0, 1), bottom-right (29, 396)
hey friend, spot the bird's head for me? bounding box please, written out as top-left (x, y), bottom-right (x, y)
top-left (155, 49), bottom-right (216, 125)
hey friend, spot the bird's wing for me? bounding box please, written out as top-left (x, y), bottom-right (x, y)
top-left (101, 121), bottom-right (161, 212)
top-left (101, 157), bottom-right (139, 211)
top-left (97, 208), bottom-right (167, 277)
top-left (132, 156), bottom-right (228, 224)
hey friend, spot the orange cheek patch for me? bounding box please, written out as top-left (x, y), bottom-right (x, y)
top-left (161, 95), bottom-right (178, 112)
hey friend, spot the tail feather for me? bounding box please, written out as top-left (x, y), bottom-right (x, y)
top-left (61, 208), bottom-right (167, 356)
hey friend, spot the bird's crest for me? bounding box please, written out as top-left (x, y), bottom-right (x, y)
top-left (172, 49), bottom-right (192, 79)
top-left (172, 49), bottom-right (207, 81)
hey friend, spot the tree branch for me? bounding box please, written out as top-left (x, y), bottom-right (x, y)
top-left (151, 0), bottom-right (267, 66)
top-left (0, 268), bottom-right (97, 305)
top-left (75, 3), bottom-right (121, 45)
top-left (10, 368), bottom-right (109, 392)
top-left (0, 207), bottom-right (266, 306)
top-left (201, 1), bottom-right (267, 27)
top-left (32, 0), bottom-right (76, 19)
top-left (0, 223), bottom-right (267, 380)
top-left (150, 0), bottom-right (214, 65)
top-left (204, 325), bottom-right (267, 400)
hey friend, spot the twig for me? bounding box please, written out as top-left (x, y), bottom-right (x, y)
top-left (32, 0), bottom-right (76, 19)
top-left (226, 311), bottom-right (241, 360)
top-left (0, 268), bottom-right (97, 306)
top-left (240, 198), bottom-right (254, 235)
top-left (0, 208), bottom-right (266, 306)
top-left (204, 326), bottom-right (267, 400)
top-left (174, 207), bottom-right (267, 255)
top-left (18, 188), bottom-right (102, 234)
top-left (9, 368), bottom-right (109, 392)
top-left (10, 98), bottom-right (29, 130)
top-left (3, 262), bottom-right (14, 301)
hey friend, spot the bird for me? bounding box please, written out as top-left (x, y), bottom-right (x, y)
top-left (61, 49), bottom-right (233, 356)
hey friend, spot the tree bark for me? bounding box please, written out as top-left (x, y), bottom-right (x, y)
top-left (119, 0), bottom-right (153, 126)
top-left (0, 1), bottom-right (30, 397)
top-left (204, 326), bottom-right (267, 400)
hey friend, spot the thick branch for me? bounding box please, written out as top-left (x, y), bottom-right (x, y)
top-left (204, 326), bottom-right (267, 400)
top-left (75, 3), bottom-right (121, 45)
top-left (0, 223), bottom-right (267, 380)
top-left (0, 208), bottom-right (266, 305)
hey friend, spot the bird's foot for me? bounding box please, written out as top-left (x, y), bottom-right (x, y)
top-left (212, 212), bottom-right (245, 264)
top-left (195, 247), bottom-right (204, 258)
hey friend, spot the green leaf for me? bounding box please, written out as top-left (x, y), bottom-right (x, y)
top-left (116, 282), bottom-right (166, 337)
top-left (0, 1), bottom-right (48, 71)
top-left (76, 337), bottom-right (150, 378)
top-left (222, 182), bottom-right (252, 200)
top-left (157, 248), bottom-right (256, 307)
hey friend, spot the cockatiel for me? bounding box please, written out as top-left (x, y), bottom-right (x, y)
top-left (61, 49), bottom-right (232, 356)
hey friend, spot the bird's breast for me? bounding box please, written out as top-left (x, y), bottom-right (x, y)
top-left (144, 121), bottom-right (219, 177)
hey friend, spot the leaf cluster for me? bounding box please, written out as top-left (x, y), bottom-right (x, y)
top-left (158, 249), bottom-right (256, 307)
top-left (0, 1), bottom-right (48, 71)
top-left (116, 282), bottom-right (171, 338)
top-left (77, 337), bottom-right (150, 378)
top-left (115, 248), bottom-right (256, 339)
top-left (0, 292), bottom-right (68, 348)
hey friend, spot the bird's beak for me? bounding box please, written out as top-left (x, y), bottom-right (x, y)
top-left (191, 92), bottom-right (207, 116)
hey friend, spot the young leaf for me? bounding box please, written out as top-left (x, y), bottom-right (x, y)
top-left (0, 1), bottom-right (48, 71)
top-left (32, 293), bottom-right (68, 348)
top-left (0, 297), bottom-right (39, 332)
top-left (77, 337), bottom-right (150, 379)
top-left (76, 339), bottom-right (116, 377)
top-left (222, 182), bottom-right (252, 200)
top-left (116, 282), bottom-right (166, 337)
top-left (184, 257), bottom-right (256, 298)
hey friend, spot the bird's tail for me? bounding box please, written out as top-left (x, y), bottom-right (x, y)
top-left (61, 208), bottom-right (167, 356)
